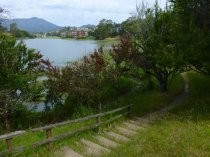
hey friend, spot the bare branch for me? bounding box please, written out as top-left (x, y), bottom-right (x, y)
top-left (0, 6), bottom-right (9, 25)
top-left (136, 1), bottom-right (149, 19)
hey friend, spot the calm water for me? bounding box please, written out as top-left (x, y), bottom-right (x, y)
top-left (24, 38), bottom-right (101, 66)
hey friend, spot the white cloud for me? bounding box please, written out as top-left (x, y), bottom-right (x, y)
top-left (0, 0), bottom-right (166, 26)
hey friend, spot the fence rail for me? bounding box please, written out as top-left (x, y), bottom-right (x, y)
top-left (0, 104), bottom-right (133, 156)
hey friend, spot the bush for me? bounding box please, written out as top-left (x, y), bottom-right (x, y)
top-left (72, 105), bottom-right (94, 119)
top-left (114, 76), bottom-right (136, 95)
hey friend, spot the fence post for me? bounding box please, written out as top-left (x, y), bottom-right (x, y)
top-left (97, 103), bottom-right (102, 124)
top-left (128, 104), bottom-right (132, 117)
top-left (6, 138), bottom-right (13, 151)
top-left (46, 128), bottom-right (52, 151)
top-left (96, 103), bottom-right (102, 132)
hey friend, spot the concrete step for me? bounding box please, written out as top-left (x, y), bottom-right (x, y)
top-left (105, 131), bottom-right (130, 143)
top-left (54, 146), bottom-right (83, 157)
top-left (129, 120), bottom-right (149, 127)
top-left (115, 126), bottom-right (137, 137)
top-left (80, 138), bottom-right (110, 156)
top-left (95, 135), bottom-right (119, 149)
top-left (134, 117), bottom-right (150, 124)
top-left (123, 122), bottom-right (143, 131)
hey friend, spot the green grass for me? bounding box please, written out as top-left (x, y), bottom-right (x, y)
top-left (103, 72), bottom-right (210, 157)
top-left (170, 72), bottom-right (210, 119)
top-left (103, 118), bottom-right (210, 157)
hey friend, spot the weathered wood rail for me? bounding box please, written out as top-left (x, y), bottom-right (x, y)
top-left (0, 104), bottom-right (133, 156)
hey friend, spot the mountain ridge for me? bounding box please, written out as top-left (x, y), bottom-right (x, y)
top-left (2, 17), bottom-right (62, 33)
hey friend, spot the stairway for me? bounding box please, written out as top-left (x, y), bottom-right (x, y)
top-left (54, 117), bottom-right (148, 157)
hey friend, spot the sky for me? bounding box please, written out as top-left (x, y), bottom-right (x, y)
top-left (0, 0), bottom-right (166, 27)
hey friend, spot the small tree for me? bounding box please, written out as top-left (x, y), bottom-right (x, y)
top-left (0, 33), bottom-right (47, 132)
top-left (113, 3), bottom-right (185, 92)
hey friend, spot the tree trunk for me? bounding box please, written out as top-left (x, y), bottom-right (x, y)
top-left (160, 80), bottom-right (168, 92)
top-left (4, 118), bottom-right (11, 133)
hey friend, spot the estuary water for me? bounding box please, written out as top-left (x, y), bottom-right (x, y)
top-left (24, 38), bottom-right (103, 66)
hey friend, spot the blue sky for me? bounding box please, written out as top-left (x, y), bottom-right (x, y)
top-left (1, 0), bottom-right (166, 26)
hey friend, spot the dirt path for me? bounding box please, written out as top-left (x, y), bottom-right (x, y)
top-left (146, 72), bottom-right (189, 119)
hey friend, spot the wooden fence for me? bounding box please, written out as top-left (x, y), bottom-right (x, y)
top-left (0, 104), bottom-right (132, 156)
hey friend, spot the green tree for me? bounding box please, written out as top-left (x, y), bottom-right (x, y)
top-left (113, 2), bottom-right (186, 92)
top-left (134, 3), bottom-right (186, 92)
top-left (94, 19), bottom-right (115, 40)
top-left (170, 0), bottom-right (210, 74)
top-left (0, 33), bottom-right (47, 132)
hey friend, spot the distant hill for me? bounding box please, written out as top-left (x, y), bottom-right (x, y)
top-left (80, 24), bottom-right (96, 29)
top-left (2, 17), bottom-right (61, 33)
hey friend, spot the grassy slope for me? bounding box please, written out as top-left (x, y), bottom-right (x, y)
top-left (0, 75), bottom-right (184, 156)
top-left (103, 72), bottom-right (210, 157)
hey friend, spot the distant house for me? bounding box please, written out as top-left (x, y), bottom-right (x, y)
top-left (59, 28), bottom-right (89, 38)
top-left (71, 29), bottom-right (88, 37)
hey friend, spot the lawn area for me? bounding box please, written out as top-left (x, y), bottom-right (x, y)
top-left (103, 72), bottom-right (210, 157)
